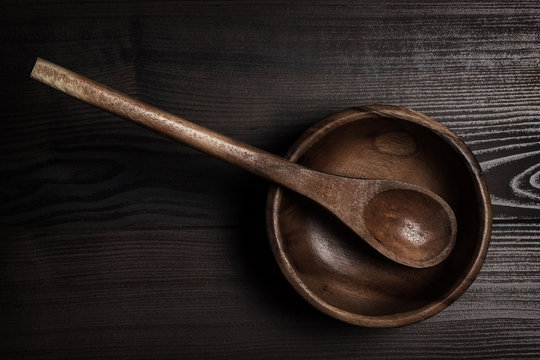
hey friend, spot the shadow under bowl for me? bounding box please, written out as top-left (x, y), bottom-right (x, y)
top-left (266, 105), bottom-right (492, 327)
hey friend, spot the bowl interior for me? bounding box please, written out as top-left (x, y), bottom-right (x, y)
top-left (267, 108), bottom-right (490, 326)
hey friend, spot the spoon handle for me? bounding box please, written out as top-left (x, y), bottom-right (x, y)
top-left (30, 58), bottom-right (328, 200)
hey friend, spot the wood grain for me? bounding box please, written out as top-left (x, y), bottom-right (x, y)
top-left (2, 2), bottom-right (540, 227)
top-left (1, 224), bottom-right (538, 358)
top-left (1, 0), bottom-right (539, 358)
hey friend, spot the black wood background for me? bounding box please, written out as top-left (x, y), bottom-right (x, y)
top-left (1, 1), bottom-right (539, 358)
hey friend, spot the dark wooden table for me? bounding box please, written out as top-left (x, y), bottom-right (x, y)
top-left (2, 1), bottom-right (539, 358)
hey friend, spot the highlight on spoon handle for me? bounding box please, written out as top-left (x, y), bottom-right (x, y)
top-left (30, 58), bottom-right (315, 194)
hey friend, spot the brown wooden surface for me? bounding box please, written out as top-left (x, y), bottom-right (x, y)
top-left (1, 0), bottom-right (539, 358)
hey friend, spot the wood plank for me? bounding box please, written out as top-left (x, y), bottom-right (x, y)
top-left (0, 223), bottom-right (538, 358)
top-left (2, 1), bottom-right (539, 229)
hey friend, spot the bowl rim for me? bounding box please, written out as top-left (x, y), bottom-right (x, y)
top-left (266, 105), bottom-right (492, 327)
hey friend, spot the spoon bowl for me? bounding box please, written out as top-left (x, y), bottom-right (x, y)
top-left (364, 188), bottom-right (456, 266)
top-left (267, 106), bottom-right (492, 327)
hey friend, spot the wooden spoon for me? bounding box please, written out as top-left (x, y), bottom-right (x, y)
top-left (30, 58), bottom-right (457, 268)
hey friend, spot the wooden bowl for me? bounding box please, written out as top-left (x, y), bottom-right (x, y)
top-left (266, 105), bottom-right (492, 327)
